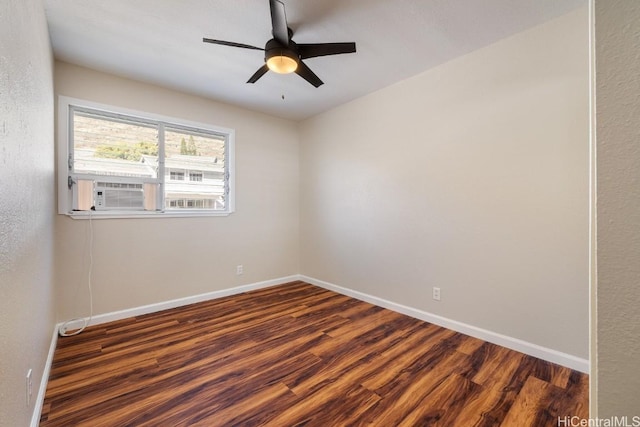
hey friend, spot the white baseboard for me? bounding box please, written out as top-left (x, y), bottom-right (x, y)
top-left (301, 275), bottom-right (589, 373)
top-left (31, 324), bottom-right (59, 427)
top-left (57, 275), bottom-right (301, 332)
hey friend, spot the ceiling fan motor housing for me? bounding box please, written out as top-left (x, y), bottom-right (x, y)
top-left (265, 39), bottom-right (299, 73)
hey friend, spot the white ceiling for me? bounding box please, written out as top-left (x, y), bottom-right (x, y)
top-left (44, 0), bottom-right (585, 121)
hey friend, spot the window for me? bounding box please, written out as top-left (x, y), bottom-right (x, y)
top-left (170, 171), bottom-right (185, 181)
top-left (58, 97), bottom-right (235, 217)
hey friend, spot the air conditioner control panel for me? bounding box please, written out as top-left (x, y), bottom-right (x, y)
top-left (95, 190), bottom-right (104, 208)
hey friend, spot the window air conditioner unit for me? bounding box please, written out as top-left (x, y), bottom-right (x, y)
top-left (71, 178), bottom-right (159, 211)
top-left (94, 181), bottom-right (145, 210)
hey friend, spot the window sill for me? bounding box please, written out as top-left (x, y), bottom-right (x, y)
top-left (63, 210), bottom-right (232, 220)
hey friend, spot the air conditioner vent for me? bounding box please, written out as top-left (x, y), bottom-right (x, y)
top-left (95, 182), bottom-right (144, 210)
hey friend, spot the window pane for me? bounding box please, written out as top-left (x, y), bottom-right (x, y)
top-left (72, 109), bottom-right (159, 179)
top-left (164, 128), bottom-right (226, 210)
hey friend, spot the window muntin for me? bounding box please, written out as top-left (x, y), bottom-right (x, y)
top-left (59, 98), bottom-right (234, 217)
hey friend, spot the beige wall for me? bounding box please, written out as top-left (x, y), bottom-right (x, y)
top-left (10, 0), bottom-right (640, 420)
top-left (0, 0), bottom-right (56, 425)
top-left (594, 0), bottom-right (640, 417)
top-left (54, 62), bottom-right (300, 319)
top-left (299, 8), bottom-right (590, 359)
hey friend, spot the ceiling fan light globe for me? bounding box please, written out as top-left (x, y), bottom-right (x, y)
top-left (267, 55), bottom-right (298, 74)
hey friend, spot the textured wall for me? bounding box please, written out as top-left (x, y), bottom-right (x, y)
top-left (0, 0), bottom-right (56, 426)
top-left (299, 8), bottom-right (589, 359)
top-left (595, 0), bottom-right (640, 417)
top-left (54, 62), bottom-right (299, 320)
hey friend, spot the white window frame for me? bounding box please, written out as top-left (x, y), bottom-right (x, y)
top-left (57, 96), bottom-right (235, 219)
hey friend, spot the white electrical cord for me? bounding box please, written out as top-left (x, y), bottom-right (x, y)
top-left (58, 210), bottom-right (94, 337)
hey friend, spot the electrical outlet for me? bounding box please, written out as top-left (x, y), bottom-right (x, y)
top-left (26, 369), bottom-right (33, 407)
top-left (432, 287), bottom-right (441, 301)
top-left (236, 265), bottom-right (243, 275)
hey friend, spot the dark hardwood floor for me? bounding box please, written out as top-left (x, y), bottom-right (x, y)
top-left (40, 281), bottom-right (588, 426)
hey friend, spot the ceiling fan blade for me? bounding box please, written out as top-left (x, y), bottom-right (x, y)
top-left (203, 38), bottom-right (264, 51)
top-left (298, 42), bottom-right (357, 59)
top-left (269, 0), bottom-right (289, 46)
top-left (247, 64), bottom-right (270, 84)
top-left (295, 61), bottom-right (323, 88)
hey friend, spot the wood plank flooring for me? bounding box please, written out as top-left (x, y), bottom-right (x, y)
top-left (40, 281), bottom-right (588, 426)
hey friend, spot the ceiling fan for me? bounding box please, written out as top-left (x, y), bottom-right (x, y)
top-left (203, 0), bottom-right (356, 88)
